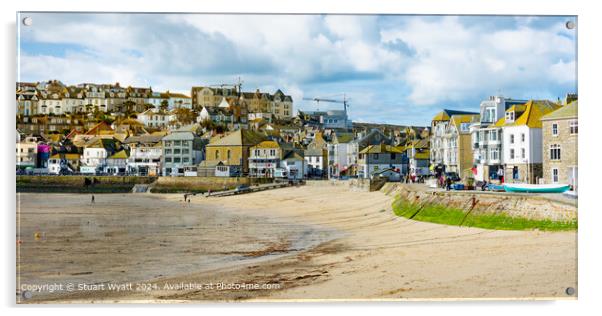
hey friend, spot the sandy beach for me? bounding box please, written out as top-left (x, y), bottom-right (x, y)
top-left (17, 183), bottom-right (577, 302)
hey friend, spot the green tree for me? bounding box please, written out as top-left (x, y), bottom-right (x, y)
top-left (160, 99), bottom-right (169, 113)
top-left (122, 100), bottom-right (136, 114)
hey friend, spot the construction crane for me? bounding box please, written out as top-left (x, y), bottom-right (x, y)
top-left (302, 94), bottom-right (350, 129)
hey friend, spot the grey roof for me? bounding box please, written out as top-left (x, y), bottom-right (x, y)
top-left (124, 134), bottom-right (164, 144)
top-left (162, 131), bottom-right (195, 141)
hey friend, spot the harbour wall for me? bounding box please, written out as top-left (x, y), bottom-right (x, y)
top-left (150, 176), bottom-right (273, 193)
top-left (16, 175), bottom-right (156, 193)
top-left (381, 183), bottom-right (577, 222)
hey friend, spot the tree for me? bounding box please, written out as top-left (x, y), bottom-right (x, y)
top-left (160, 99), bottom-right (169, 113)
top-left (173, 108), bottom-right (196, 125)
top-left (122, 100), bottom-right (136, 114)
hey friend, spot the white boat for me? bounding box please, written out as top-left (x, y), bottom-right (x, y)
top-left (503, 183), bottom-right (571, 193)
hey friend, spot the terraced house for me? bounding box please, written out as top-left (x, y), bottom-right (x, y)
top-left (540, 99), bottom-right (578, 190)
top-left (204, 129), bottom-right (267, 176)
top-left (161, 127), bottom-right (205, 176)
top-left (470, 96), bottom-right (528, 182)
top-left (430, 109), bottom-right (478, 175)
top-left (248, 140), bottom-right (282, 178)
top-left (358, 144), bottom-right (405, 179)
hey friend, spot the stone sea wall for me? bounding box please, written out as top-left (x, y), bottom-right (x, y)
top-left (381, 183), bottom-right (577, 222)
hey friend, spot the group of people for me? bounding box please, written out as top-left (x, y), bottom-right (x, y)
top-left (437, 176), bottom-right (453, 191)
top-left (403, 174), bottom-right (425, 184)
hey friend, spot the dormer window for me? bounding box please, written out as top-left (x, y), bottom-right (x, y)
top-left (505, 111), bottom-right (515, 122)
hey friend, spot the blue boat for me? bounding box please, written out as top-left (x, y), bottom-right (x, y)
top-left (503, 183), bottom-right (570, 193)
top-left (485, 183), bottom-right (505, 192)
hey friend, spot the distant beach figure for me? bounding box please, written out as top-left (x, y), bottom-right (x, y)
top-left (91, 195), bottom-right (95, 204)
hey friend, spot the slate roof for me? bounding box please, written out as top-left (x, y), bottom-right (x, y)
top-left (359, 144), bottom-right (404, 154)
top-left (541, 100), bottom-right (578, 121)
top-left (208, 129), bottom-right (267, 147)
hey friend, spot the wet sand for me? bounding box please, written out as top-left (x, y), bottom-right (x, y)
top-left (16, 184), bottom-right (577, 302)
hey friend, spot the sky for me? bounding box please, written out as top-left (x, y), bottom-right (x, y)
top-left (17, 13), bottom-right (577, 126)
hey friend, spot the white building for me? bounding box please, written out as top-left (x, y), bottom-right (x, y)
top-left (80, 138), bottom-right (117, 174)
top-left (16, 136), bottom-right (38, 168)
top-left (280, 150), bottom-right (306, 180)
top-left (124, 134), bottom-right (164, 176)
top-left (137, 109), bottom-right (176, 129)
top-left (497, 100), bottom-right (561, 183)
top-left (326, 132), bottom-right (357, 178)
top-left (48, 153), bottom-right (81, 175)
top-left (470, 96), bottom-right (528, 182)
top-left (167, 92), bottom-right (192, 110)
top-left (248, 141), bottom-right (281, 178)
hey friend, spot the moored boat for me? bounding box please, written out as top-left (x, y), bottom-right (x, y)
top-left (503, 183), bottom-right (570, 193)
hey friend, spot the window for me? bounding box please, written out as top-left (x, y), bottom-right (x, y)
top-left (390, 153), bottom-right (396, 160)
top-left (490, 148), bottom-right (499, 160)
top-left (510, 149), bottom-right (515, 159)
top-left (552, 168), bottom-right (559, 183)
top-left (510, 134), bottom-right (514, 144)
top-left (373, 153), bottom-right (378, 160)
top-left (165, 157), bottom-right (172, 163)
top-left (521, 133), bottom-right (525, 142)
top-left (490, 130), bottom-right (497, 141)
top-left (483, 108), bottom-right (495, 123)
top-left (521, 148), bottom-right (525, 159)
top-left (550, 144), bottom-right (561, 160)
top-left (227, 150), bottom-right (232, 159)
top-left (552, 123), bottom-right (558, 136)
top-left (215, 151), bottom-right (220, 160)
top-left (570, 120), bottom-right (578, 134)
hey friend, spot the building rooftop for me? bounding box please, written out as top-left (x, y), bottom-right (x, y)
top-left (494, 100), bottom-right (561, 128)
top-left (541, 100), bottom-right (578, 121)
top-left (432, 109), bottom-right (478, 122)
top-left (359, 143), bottom-right (404, 154)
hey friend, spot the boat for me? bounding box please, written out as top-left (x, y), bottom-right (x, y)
top-left (503, 183), bottom-right (570, 193)
top-left (485, 183), bottom-right (505, 192)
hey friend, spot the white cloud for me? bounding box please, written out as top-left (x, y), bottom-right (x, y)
top-left (381, 16), bottom-right (576, 106)
top-left (18, 14), bottom-right (576, 124)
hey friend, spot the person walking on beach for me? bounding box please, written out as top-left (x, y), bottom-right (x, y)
top-left (91, 195), bottom-right (95, 204)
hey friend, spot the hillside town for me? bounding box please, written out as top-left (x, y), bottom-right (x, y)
top-left (15, 80), bottom-right (578, 192)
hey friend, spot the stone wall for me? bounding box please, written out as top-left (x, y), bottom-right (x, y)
top-left (16, 175), bottom-right (156, 193)
top-left (505, 163), bottom-right (542, 184)
top-left (151, 176), bottom-right (272, 193)
top-left (381, 183), bottom-right (577, 222)
top-left (542, 119), bottom-right (578, 185)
